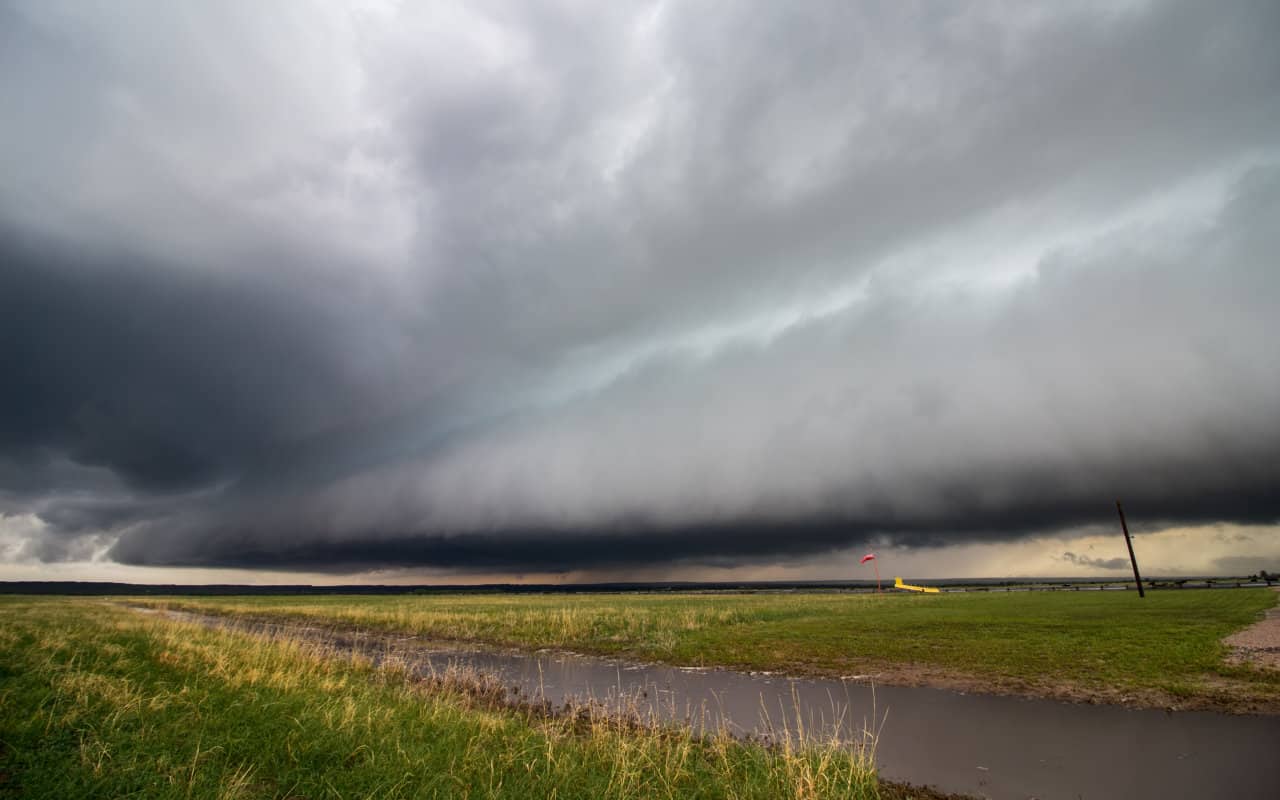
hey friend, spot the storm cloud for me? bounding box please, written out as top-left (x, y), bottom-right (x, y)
top-left (2, 0), bottom-right (1279, 575)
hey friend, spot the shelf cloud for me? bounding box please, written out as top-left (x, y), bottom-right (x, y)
top-left (2, 0), bottom-right (1278, 576)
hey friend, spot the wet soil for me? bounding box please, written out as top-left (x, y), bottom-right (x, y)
top-left (785, 659), bottom-right (1280, 716)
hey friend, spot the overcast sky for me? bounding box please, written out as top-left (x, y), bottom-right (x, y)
top-left (2, 0), bottom-right (1278, 584)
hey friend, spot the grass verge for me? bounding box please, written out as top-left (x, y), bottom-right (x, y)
top-left (0, 597), bottom-right (954, 799)
top-left (130, 589), bottom-right (1280, 711)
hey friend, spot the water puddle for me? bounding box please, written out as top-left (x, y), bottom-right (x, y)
top-left (137, 608), bottom-right (1280, 799)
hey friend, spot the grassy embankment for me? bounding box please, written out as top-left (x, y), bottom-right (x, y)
top-left (0, 597), bottom-right (935, 800)
top-left (134, 590), bottom-right (1280, 710)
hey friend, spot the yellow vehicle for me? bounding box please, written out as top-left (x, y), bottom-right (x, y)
top-left (894, 576), bottom-right (940, 593)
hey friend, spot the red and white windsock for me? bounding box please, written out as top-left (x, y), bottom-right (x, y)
top-left (859, 552), bottom-right (881, 592)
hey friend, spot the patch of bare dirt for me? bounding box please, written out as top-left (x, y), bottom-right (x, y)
top-left (1224, 587), bottom-right (1280, 670)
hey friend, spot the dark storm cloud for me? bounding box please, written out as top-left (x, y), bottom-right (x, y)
top-left (1, 229), bottom-right (340, 490)
top-left (109, 479), bottom-right (1280, 574)
top-left (2, 0), bottom-right (1279, 574)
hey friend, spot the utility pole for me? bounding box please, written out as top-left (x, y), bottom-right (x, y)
top-left (1116, 500), bottom-right (1145, 598)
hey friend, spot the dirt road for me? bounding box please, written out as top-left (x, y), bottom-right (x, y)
top-left (1224, 586), bottom-right (1280, 669)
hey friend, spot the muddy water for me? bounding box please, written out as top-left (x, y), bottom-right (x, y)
top-left (144, 609), bottom-right (1280, 800)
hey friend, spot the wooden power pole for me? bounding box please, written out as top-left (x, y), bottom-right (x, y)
top-left (1115, 501), bottom-right (1145, 598)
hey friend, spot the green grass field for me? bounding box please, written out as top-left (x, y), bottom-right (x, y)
top-left (133, 589), bottom-right (1280, 709)
top-left (3, 592), bottom-right (1275, 798)
top-left (0, 597), bottom-right (923, 800)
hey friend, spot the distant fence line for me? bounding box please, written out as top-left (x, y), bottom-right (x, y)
top-left (0, 579), bottom-right (1274, 596)
top-left (841, 580), bottom-right (1275, 595)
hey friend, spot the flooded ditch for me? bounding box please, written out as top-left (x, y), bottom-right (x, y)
top-left (136, 607), bottom-right (1280, 799)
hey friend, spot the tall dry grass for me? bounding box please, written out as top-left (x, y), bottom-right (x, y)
top-left (1, 597), bottom-right (888, 799)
